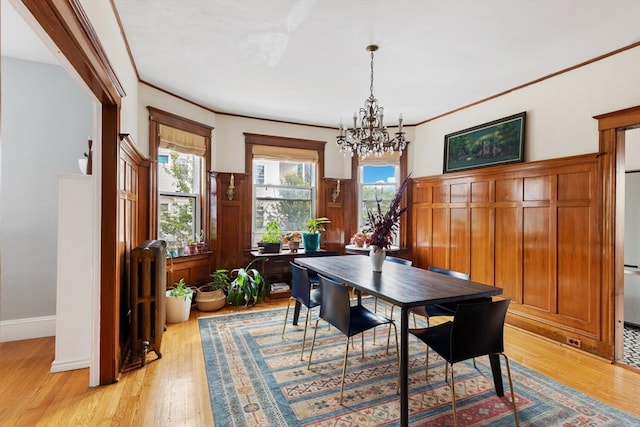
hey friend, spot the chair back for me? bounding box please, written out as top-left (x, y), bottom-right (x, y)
top-left (450, 299), bottom-right (510, 363)
top-left (428, 265), bottom-right (469, 280)
top-left (318, 274), bottom-right (351, 335)
top-left (290, 262), bottom-right (313, 306)
top-left (304, 250), bottom-right (338, 257)
top-left (385, 256), bottom-right (412, 266)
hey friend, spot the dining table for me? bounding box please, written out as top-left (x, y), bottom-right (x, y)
top-left (294, 255), bottom-right (503, 427)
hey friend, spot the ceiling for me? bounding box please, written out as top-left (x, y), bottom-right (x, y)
top-left (4, 1), bottom-right (640, 128)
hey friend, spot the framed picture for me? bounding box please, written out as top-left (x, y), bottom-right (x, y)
top-left (443, 112), bottom-right (526, 173)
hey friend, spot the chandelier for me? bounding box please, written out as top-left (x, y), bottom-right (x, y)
top-left (336, 44), bottom-right (407, 158)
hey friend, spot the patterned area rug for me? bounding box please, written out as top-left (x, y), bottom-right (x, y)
top-left (199, 305), bottom-right (640, 426)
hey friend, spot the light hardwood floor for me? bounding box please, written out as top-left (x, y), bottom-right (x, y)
top-left (1, 298), bottom-right (640, 426)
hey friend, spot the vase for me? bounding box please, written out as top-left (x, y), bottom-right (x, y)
top-left (369, 245), bottom-right (386, 272)
top-left (303, 232), bottom-right (320, 252)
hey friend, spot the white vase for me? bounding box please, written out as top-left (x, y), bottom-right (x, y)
top-left (370, 245), bottom-right (386, 272)
top-left (78, 158), bottom-right (88, 174)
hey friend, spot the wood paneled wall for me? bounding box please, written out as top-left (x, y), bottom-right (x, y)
top-left (411, 154), bottom-right (608, 356)
top-left (118, 134), bottom-right (150, 368)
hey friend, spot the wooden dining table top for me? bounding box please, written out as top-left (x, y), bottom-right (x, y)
top-left (294, 255), bottom-right (502, 308)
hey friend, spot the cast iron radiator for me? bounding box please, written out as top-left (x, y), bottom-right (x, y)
top-left (128, 239), bottom-right (166, 367)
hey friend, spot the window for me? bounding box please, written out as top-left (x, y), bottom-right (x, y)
top-left (245, 134), bottom-right (325, 248)
top-left (252, 157), bottom-right (316, 246)
top-left (357, 152), bottom-right (401, 242)
top-left (158, 149), bottom-right (202, 249)
top-left (149, 108), bottom-right (212, 257)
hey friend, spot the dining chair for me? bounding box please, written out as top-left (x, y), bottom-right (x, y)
top-left (302, 250), bottom-right (338, 285)
top-left (282, 262), bottom-right (322, 360)
top-left (376, 256), bottom-right (416, 347)
top-left (307, 274), bottom-right (399, 404)
top-left (409, 298), bottom-right (518, 427)
top-left (410, 266), bottom-right (472, 326)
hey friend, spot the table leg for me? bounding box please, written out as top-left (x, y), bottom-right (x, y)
top-left (489, 354), bottom-right (504, 396)
top-left (400, 307), bottom-right (409, 426)
top-left (292, 301), bottom-right (302, 326)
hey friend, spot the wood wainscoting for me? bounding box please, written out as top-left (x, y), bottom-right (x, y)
top-left (411, 153), bottom-right (609, 357)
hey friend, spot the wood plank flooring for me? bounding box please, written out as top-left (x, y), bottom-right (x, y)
top-left (1, 298), bottom-right (639, 426)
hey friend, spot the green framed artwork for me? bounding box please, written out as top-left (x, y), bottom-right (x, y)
top-left (443, 112), bottom-right (526, 173)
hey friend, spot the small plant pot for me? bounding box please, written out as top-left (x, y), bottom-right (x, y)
top-left (288, 241), bottom-right (300, 252)
top-left (258, 242), bottom-right (281, 253)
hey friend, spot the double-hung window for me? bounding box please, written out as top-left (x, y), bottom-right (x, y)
top-left (358, 152), bottom-right (401, 240)
top-left (251, 145), bottom-right (318, 246)
top-left (154, 122), bottom-right (209, 255)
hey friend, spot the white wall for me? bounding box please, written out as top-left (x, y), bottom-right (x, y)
top-left (412, 46), bottom-right (640, 177)
top-left (79, 0), bottom-right (140, 144)
top-left (0, 57), bottom-right (92, 322)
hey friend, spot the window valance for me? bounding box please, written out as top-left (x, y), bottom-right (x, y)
top-left (252, 145), bottom-right (318, 162)
top-left (159, 124), bottom-right (206, 156)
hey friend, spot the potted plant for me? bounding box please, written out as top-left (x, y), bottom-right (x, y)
top-left (196, 229), bottom-right (207, 254)
top-left (283, 231), bottom-right (303, 252)
top-left (258, 220), bottom-right (282, 253)
top-left (365, 175), bottom-right (411, 272)
top-left (227, 259), bottom-right (267, 306)
top-left (303, 217), bottom-right (330, 252)
top-left (166, 278), bottom-right (194, 323)
top-left (196, 269), bottom-right (229, 311)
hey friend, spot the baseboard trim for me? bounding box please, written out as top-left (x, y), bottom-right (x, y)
top-left (0, 315), bottom-right (56, 342)
top-left (50, 358), bottom-right (90, 373)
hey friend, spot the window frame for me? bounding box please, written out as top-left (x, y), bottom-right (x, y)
top-left (148, 107), bottom-right (213, 255)
top-left (244, 133), bottom-right (326, 249)
top-left (351, 149), bottom-right (409, 248)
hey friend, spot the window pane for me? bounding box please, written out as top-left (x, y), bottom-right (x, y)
top-left (362, 165), bottom-right (396, 184)
top-left (252, 157), bottom-right (315, 245)
top-left (359, 164), bottom-right (399, 232)
top-left (158, 147), bottom-right (202, 252)
top-left (158, 195), bottom-right (196, 247)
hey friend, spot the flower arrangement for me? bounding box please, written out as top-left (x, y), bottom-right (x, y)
top-left (365, 175), bottom-right (411, 251)
top-left (282, 231), bottom-right (302, 243)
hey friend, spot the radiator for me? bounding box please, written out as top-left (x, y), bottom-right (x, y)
top-left (129, 239), bottom-right (166, 367)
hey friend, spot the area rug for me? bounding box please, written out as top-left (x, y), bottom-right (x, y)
top-left (198, 305), bottom-right (640, 426)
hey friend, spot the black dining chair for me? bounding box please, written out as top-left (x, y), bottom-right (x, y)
top-left (377, 256), bottom-right (416, 347)
top-left (409, 298), bottom-right (519, 427)
top-left (302, 250), bottom-right (338, 285)
top-left (282, 262), bottom-right (322, 360)
top-left (410, 266), bottom-right (475, 326)
top-left (307, 274), bottom-right (399, 404)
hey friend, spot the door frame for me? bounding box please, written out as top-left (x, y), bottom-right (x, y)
top-left (594, 105), bottom-right (640, 363)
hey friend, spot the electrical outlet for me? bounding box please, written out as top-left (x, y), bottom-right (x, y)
top-left (566, 337), bottom-right (582, 348)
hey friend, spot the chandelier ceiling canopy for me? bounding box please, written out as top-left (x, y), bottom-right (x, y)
top-left (336, 44), bottom-right (407, 159)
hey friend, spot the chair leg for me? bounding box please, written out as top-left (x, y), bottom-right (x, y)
top-left (300, 308), bottom-right (312, 361)
top-left (360, 333), bottom-right (365, 358)
top-left (373, 297), bottom-right (378, 344)
top-left (386, 306), bottom-right (395, 352)
top-left (339, 337), bottom-right (350, 405)
top-left (281, 297), bottom-right (293, 338)
top-left (307, 319), bottom-right (321, 369)
top-left (450, 364), bottom-right (457, 427)
top-left (425, 346), bottom-right (429, 381)
top-left (500, 353), bottom-right (520, 426)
